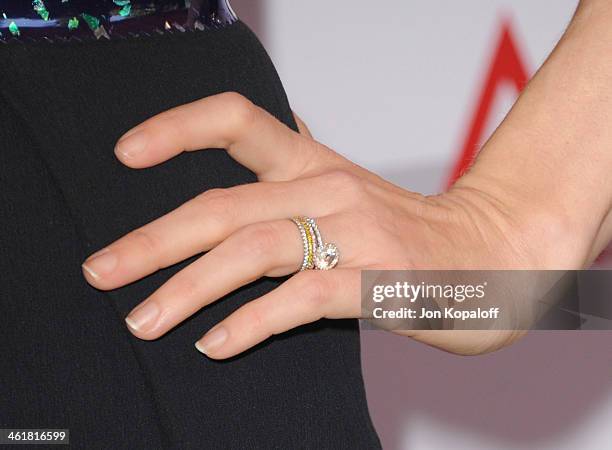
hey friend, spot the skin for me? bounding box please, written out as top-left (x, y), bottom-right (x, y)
top-left (82, 0), bottom-right (612, 359)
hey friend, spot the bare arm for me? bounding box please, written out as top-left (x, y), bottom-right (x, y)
top-left (455, 0), bottom-right (612, 270)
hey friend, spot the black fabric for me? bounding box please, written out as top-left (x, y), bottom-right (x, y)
top-left (0, 22), bottom-right (381, 449)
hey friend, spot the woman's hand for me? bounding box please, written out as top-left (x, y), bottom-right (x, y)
top-left (81, 92), bottom-right (583, 358)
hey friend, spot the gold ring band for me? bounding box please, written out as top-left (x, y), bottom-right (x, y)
top-left (291, 216), bottom-right (340, 271)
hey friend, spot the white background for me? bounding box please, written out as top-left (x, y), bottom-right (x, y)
top-left (234, 1), bottom-right (612, 449)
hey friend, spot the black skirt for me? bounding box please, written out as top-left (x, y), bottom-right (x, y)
top-left (0, 22), bottom-right (381, 449)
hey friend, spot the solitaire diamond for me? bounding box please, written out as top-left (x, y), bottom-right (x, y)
top-left (314, 243), bottom-right (340, 270)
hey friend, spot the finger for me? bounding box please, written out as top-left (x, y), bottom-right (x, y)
top-left (122, 220), bottom-right (300, 340)
top-left (81, 173), bottom-right (355, 291)
top-left (121, 212), bottom-right (361, 341)
top-left (194, 269), bottom-right (361, 359)
top-left (292, 110), bottom-right (313, 138)
top-left (115, 92), bottom-right (322, 181)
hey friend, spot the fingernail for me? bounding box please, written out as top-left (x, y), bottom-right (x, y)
top-left (82, 248), bottom-right (118, 280)
top-left (125, 301), bottom-right (160, 333)
top-left (195, 325), bottom-right (228, 356)
top-left (115, 129), bottom-right (148, 159)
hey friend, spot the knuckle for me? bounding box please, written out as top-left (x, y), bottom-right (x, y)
top-left (246, 304), bottom-right (270, 336)
top-left (321, 169), bottom-right (365, 197)
top-left (193, 188), bottom-right (239, 236)
top-left (219, 92), bottom-right (259, 132)
top-left (195, 188), bottom-right (238, 215)
top-left (295, 272), bottom-right (331, 311)
top-left (218, 91), bottom-right (248, 105)
top-left (238, 222), bottom-right (282, 261)
top-left (126, 229), bottom-right (165, 261)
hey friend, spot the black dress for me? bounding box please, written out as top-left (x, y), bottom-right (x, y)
top-left (0, 15), bottom-right (381, 450)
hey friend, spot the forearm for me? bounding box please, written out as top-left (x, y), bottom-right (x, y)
top-left (454, 0), bottom-right (612, 268)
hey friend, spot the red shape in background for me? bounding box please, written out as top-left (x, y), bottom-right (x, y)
top-left (447, 20), bottom-right (529, 188)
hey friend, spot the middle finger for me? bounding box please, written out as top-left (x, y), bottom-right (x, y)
top-left (82, 177), bottom-right (347, 291)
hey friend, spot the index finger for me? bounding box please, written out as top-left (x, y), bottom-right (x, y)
top-left (114, 92), bottom-right (319, 181)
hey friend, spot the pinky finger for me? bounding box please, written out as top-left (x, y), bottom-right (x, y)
top-left (195, 269), bottom-right (361, 360)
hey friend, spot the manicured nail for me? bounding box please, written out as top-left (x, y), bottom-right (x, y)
top-left (82, 248), bottom-right (118, 280)
top-left (195, 326), bottom-right (228, 356)
top-left (115, 129), bottom-right (148, 159)
top-left (125, 301), bottom-right (160, 333)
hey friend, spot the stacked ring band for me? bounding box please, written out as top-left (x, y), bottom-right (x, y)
top-left (291, 218), bottom-right (311, 271)
top-left (291, 216), bottom-right (340, 271)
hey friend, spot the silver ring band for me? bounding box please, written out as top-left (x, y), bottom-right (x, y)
top-left (291, 216), bottom-right (340, 271)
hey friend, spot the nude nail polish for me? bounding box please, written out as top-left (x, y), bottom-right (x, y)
top-left (115, 129), bottom-right (148, 159)
top-left (195, 326), bottom-right (228, 356)
top-left (82, 248), bottom-right (118, 280)
top-left (125, 301), bottom-right (160, 333)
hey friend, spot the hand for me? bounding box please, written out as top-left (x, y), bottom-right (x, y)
top-left (81, 92), bottom-right (574, 358)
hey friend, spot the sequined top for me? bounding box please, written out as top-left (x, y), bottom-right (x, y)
top-left (0, 0), bottom-right (237, 41)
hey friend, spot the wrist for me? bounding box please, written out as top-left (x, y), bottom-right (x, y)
top-left (449, 170), bottom-right (591, 269)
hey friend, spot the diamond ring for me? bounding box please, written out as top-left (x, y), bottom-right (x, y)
top-left (291, 216), bottom-right (340, 271)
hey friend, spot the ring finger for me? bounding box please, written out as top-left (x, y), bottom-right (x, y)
top-left (124, 215), bottom-right (356, 341)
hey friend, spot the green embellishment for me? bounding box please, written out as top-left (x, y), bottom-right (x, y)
top-left (2, 13), bottom-right (7, 19)
top-left (119, 4), bottom-right (131, 17)
top-left (33, 0), bottom-right (50, 21)
top-left (37, 9), bottom-right (50, 20)
top-left (80, 13), bottom-right (100, 31)
top-left (68, 16), bottom-right (79, 30)
top-left (8, 21), bottom-right (20, 36)
top-left (113, 0), bottom-right (131, 6)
